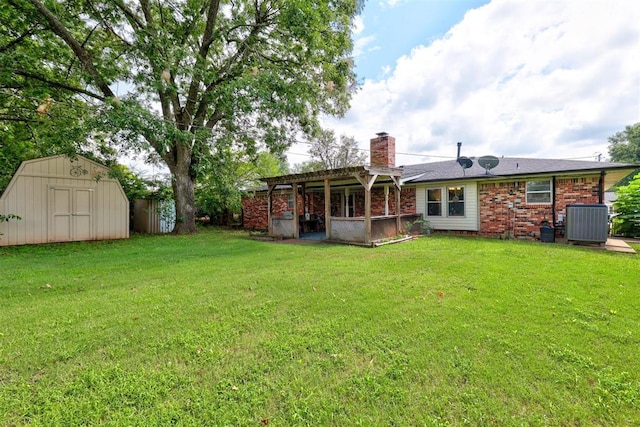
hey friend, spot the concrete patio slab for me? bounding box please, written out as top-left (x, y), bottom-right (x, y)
top-left (605, 238), bottom-right (636, 254)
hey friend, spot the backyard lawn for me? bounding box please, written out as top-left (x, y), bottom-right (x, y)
top-left (1, 229), bottom-right (639, 426)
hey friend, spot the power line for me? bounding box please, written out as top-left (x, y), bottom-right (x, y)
top-left (7, 95), bottom-right (611, 163)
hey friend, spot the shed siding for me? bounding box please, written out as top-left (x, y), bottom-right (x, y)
top-left (133, 199), bottom-right (175, 233)
top-left (0, 155), bottom-right (129, 246)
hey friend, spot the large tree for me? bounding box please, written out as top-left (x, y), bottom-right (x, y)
top-left (608, 122), bottom-right (640, 164)
top-left (292, 128), bottom-right (366, 172)
top-left (2, 0), bottom-right (360, 233)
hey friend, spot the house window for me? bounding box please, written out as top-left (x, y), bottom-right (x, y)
top-left (448, 186), bottom-right (465, 216)
top-left (344, 194), bottom-right (355, 217)
top-left (427, 189), bottom-right (442, 216)
top-left (526, 180), bottom-right (552, 204)
top-left (287, 193), bottom-right (294, 210)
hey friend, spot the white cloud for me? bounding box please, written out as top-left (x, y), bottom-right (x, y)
top-left (323, 0), bottom-right (640, 165)
top-left (379, 0), bottom-right (404, 8)
top-left (352, 34), bottom-right (377, 58)
top-left (352, 16), bottom-right (365, 35)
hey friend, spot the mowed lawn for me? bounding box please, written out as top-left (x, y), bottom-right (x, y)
top-left (1, 229), bottom-right (639, 426)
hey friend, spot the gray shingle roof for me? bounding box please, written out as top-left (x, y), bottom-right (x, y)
top-left (401, 157), bottom-right (638, 183)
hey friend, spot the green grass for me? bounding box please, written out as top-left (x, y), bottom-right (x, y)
top-left (1, 229), bottom-right (639, 426)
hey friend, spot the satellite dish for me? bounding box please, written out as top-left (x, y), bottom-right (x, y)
top-left (478, 155), bottom-right (500, 174)
top-left (457, 156), bottom-right (473, 176)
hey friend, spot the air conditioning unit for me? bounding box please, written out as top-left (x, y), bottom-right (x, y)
top-left (566, 204), bottom-right (608, 244)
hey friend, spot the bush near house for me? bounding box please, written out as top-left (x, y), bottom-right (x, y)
top-left (613, 172), bottom-right (640, 237)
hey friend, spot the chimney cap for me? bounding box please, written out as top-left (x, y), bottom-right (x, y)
top-left (376, 131), bottom-right (389, 137)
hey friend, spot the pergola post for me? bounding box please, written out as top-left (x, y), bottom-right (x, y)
top-left (267, 184), bottom-right (275, 236)
top-left (384, 185), bottom-right (389, 216)
top-left (364, 186), bottom-right (372, 244)
top-left (292, 182), bottom-right (299, 238)
top-left (324, 178), bottom-right (331, 240)
top-left (355, 173), bottom-right (378, 245)
top-left (393, 176), bottom-right (402, 233)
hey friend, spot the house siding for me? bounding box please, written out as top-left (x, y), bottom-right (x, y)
top-left (414, 182), bottom-right (479, 231)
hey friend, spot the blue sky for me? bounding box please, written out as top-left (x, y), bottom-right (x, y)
top-left (353, 0), bottom-right (490, 81)
top-left (287, 0), bottom-right (640, 167)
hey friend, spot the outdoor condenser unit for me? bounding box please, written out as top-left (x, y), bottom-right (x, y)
top-left (566, 204), bottom-right (609, 244)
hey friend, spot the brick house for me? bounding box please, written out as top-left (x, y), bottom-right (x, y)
top-left (242, 133), bottom-right (637, 244)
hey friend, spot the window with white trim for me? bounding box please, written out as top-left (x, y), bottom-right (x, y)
top-left (447, 186), bottom-right (465, 216)
top-left (427, 188), bottom-right (442, 216)
top-left (526, 180), bottom-right (552, 204)
top-left (287, 193), bottom-right (294, 210)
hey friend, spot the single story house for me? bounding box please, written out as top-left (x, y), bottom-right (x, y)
top-left (242, 133), bottom-right (637, 245)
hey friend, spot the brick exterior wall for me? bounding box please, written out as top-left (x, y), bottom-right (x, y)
top-left (242, 193), bottom-right (269, 230)
top-left (478, 175), bottom-right (601, 239)
top-left (242, 185), bottom-right (417, 229)
top-left (370, 134), bottom-right (396, 168)
top-left (241, 192), bottom-right (293, 230)
top-left (400, 188), bottom-right (417, 214)
top-left (244, 175), bottom-right (600, 239)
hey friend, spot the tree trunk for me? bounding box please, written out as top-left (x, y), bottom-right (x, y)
top-left (170, 166), bottom-right (198, 234)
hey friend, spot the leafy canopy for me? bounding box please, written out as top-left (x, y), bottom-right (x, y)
top-left (2, 0), bottom-right (362, 233)
top-left (612, 172), bottom-right (640, 237)
top-left (293, 129), bottom-right (366, 172)
top-left (608, 123), bottom-right (640, 164)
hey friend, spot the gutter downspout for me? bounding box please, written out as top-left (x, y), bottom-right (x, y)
top-left (552, 176), bottom-right (556, 226)
top-left (598, 171), bottom-right (605, 204)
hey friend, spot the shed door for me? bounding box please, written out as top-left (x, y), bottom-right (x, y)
top-left (49, 187), bottom-right (94, 242)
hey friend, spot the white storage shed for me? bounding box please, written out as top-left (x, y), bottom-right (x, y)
top-left (0, 155), bottom-right (129, 246)
top-left (133, 198), bottom-right (175, 234)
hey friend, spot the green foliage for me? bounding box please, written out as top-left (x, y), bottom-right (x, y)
top-left (0, 214), bottom-right (21, 238)
top-left (0, 214), bottom-right (20, 223)
top-left (2, 0), bottom-right (362, 233)
top-left (293, 129), bottom-right (367, 172)
top-left (291, 160), bottom-right (325, 173)
top-left (1, 231), bottom-right (639, 425)
top-left (608, 123), bottom-right (640, 164)
top-left (613, 172), bottom-right (640, 237)
top-left (405, 217), bottom-right (432, 235)
top-left (195, 149), bottom-right (286, 224)
top-left (108, 164), bottom-right (171, 202)
top-left (0, 2), bottom-right (99, 186)
top-left (0, 120), bottom-right (83, 194)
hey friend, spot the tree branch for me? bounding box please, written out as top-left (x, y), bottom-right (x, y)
top-left (86, 0), bottom-right (135, 47)
top-left (0, 25), bottom-right (38, 53)
top-left (184, 0), bottom-right (221, 120)
top-left (13, 69), bottom-right (106, 101)
top-left (26, 0), bottom-right (115, 98)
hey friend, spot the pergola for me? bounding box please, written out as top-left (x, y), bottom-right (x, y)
top-left (262, 164), bottom-right (405, 245)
